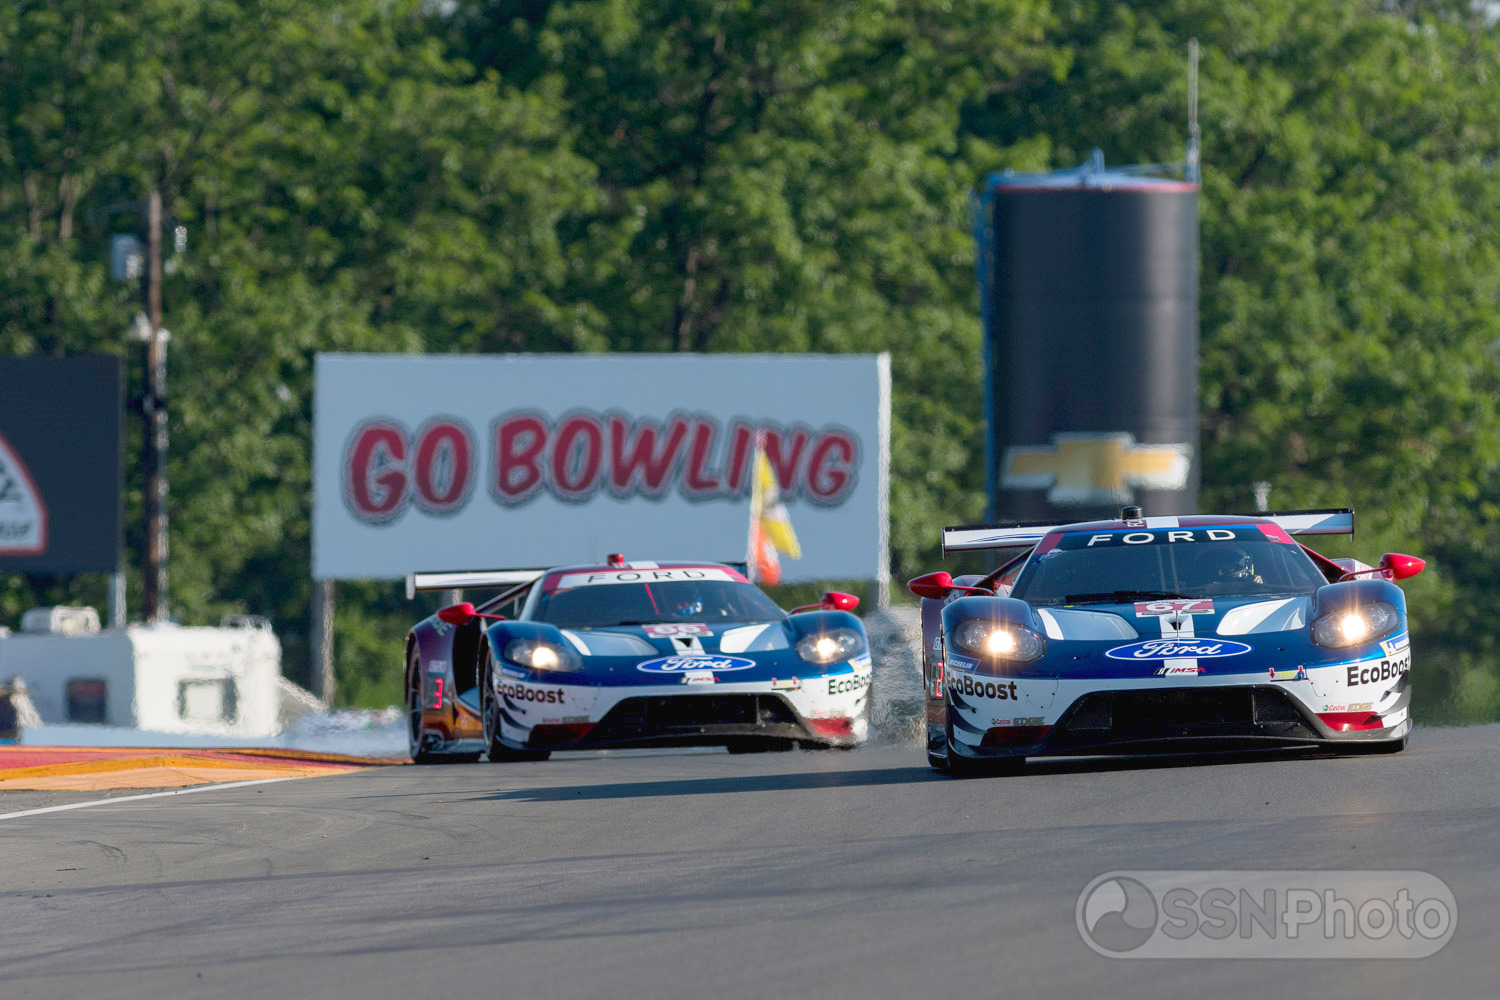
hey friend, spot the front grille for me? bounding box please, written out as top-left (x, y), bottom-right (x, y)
top-left (588, 694), bottom-right (802, 743)
top-left (1051, 686), bottom-right (1320, 747)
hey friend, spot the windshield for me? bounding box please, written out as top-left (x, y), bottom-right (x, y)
top-left (1011, 525), bottom-right (1328, 606)
top-left (534, 576), bottom-right (785, 629)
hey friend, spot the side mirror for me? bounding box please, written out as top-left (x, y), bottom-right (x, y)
top-left (822, 591), bottom-right (860, 612)
top-left (908, 571), bottom-right (957, 600)
top-left (1380, 553), bottom-right (1426, 581)
top-left (436, 602), bottom-right (477, 625)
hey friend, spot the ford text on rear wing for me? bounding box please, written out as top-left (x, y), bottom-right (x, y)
top-left (405, 570), bottom-right (546, 600)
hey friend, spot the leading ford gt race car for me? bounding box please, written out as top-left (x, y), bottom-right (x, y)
top-left (404, 557), bottom-right (872, 762)
top-left (909, 508), bottom-right (1424, 775)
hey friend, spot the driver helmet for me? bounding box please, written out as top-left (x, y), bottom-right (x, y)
top-left (1198, 545), bottom-right (1257, 582)
top-left (671, 589), bottom-right (704, 618)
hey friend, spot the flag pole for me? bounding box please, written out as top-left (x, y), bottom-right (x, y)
top-left (746, 431), bottom-right (763, 583)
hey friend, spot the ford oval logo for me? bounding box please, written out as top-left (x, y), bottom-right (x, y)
top-left (636, 654), bottom-right (757, 674)
top-left (1104, 639), bottom-right (1254, 661)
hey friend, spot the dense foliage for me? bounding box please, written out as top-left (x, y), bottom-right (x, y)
top-left (3, 0), bottom-right (1498, 719)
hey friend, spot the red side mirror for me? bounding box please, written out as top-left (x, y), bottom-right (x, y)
top-left (436, 602), bottom-right (476, 625)
top-left (908, 571), bottom-right (957, 600)
top-left (1380, 553), bottom-right (1426, 581)
top-left (823, 591), bottom-right (860, 612)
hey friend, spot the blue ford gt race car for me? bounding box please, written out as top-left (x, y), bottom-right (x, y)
top-left (404, 556), bottom-right (871, 762)
top-left (909, 508), bottom-right (1424, 775)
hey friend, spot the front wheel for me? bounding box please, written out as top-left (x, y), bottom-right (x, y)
top-left (479, 643), bottom-right (551, 763)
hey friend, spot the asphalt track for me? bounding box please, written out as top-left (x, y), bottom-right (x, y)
top-left (2, 726), bottom-right (1497, 1000)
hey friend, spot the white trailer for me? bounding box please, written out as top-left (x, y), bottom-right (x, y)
top-left (0, 610), bottom-right (292, 738)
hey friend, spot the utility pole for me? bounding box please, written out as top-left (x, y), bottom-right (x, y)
top-left (141, 189), bottom-right (170, 623)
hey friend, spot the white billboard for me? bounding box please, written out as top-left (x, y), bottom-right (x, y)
top-left (313, 353), bottom-right (889, 583)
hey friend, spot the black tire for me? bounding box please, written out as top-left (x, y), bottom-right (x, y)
top-left (479, 643), bottom-right (551, 763)
top-left (407, 647), bottom-right (482, 764)
top-left (407, 647), bottom-right (438, 763)
top-left (727, 737), bottom-right (796, 754)
top-left (927, 749), bottom-right (951, 771)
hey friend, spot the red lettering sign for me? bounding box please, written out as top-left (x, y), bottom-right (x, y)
top-left (343, 421), bottom-right (409, 523)
top-left (343, 410), bottom-right (863, 524)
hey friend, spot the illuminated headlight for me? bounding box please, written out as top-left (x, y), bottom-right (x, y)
top-left (795, 628), bottom-right (865, 665)
top-left (502, 638), bottom-right (582, 672)
top-left (1311, 602), bottom-right (1398, 648)
top-left (952, 619), bottom-right (1045, 662)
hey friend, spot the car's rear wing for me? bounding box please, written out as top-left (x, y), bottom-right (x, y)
top-left (405, 569), bottom-right (546, 600)
top-left (942, 521), bottom-right (1077, 554)
top-left (1245, 508), bottom-right (1354, 538)
top-left (941, 508), bottom-right (1354, 555)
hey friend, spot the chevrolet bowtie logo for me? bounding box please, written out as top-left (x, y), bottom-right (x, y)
top-left (1002, 433), bottom-right (1191, 507)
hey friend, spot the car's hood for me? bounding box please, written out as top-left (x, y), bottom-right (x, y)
top-left (1033, 594), bottom-right (1312, 642)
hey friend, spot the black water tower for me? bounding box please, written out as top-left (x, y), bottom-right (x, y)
top-left (976, 152), bottom-right (1199, 522)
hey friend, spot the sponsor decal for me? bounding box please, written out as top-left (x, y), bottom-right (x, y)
top-left (992, 718), bottom-right (1012, 726)
top-left (1323, 704), bottom-right (1346, 713)
top-left (1001, 433), bottom-right (1190, 507)
top-left (642, 622), bottom-right (714, 638)
top-left (946, 653), bottom-right (980, 672)
top-left (827, 673), bottom-right (872, 696)
top-left (1105, 639), bottom-right (1253, 661)
top-left (1136, 599), bottom-right (1214, 617)
top-left (498, 665), bottom-right (530, 679)
top-left (556, 568), bottom-right (736, 588)
top-left (1347, 654), bottom-right (1411, 687)
top-left (948, 674), bottom-right (1021, 701)
top-left (1381, 634), bottom-right (1411, 656)
top-left (1014, 716), bottom-right (1044, 726)
top-left (636, 654), bottom-right (756, 674)
top-left (497, 681), bottom-right (566, 705)
top-left (425, 659), bottom-right (448, 674)
top-left (1269, 666), bottom-right (1309, 682)
top-left (1347, 701), bottom-right (1373, 712)
top-left (1155, 664), bottom-right (1205, 676)
top-left (850, 652), bottom-right (873, 673)
top-left (559, 715), bottom-right (590, 724)
top-left (769, 678), bottom-right (802, 691)
top-left (683, 671), bottom-right (717, 685)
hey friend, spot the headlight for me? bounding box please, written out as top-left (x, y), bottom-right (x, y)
top-left (952, 619), bottom-right (1045, 662)
top-left (795, 627), bottom-right (865, 665)
top-left (1311, 602), bottom-right (1399, 648)
top-left (502, 637), bottom-right (583, 672)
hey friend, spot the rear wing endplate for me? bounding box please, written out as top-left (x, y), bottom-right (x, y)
top-left (942, 521), bottom-right (1075, 555)
top-left (942, 507), bottom-right (1354, 555)
top-left (406, 569), bottom-right (546, 600)
top-left (1247, 508), bottom-right (1354, 538)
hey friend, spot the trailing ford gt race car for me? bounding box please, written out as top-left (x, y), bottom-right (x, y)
top-left (909, 508), bottom-right (1424, 775)
top-left (404, 557), bottom-right (871, 762)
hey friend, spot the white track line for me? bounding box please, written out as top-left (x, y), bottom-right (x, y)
top-left (0, 776), bottom-right (300, 822)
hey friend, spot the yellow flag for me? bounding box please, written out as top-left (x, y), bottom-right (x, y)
top-left (749, 442), bottom-right (801, 585)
